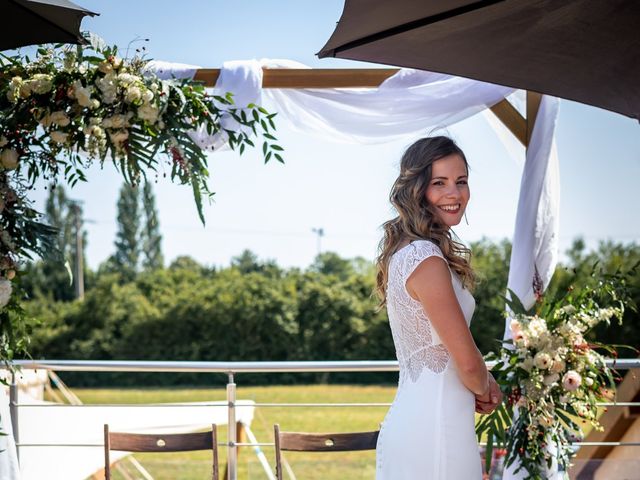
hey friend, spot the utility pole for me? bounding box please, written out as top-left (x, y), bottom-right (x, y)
top-left (69, 202), bottom-right (84, 300)
top-left (311, 227), bottom-right (324, 256)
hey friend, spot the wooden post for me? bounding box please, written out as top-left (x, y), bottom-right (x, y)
top-left (193, 68), bottom-right (399, 89)
top-left (489, 99), bottom-right (527, 147)
top-left (190, 66), bottom-right (539, 150)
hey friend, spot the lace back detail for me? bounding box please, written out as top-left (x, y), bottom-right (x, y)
top-left (386, 240), bottom-right (451, 384)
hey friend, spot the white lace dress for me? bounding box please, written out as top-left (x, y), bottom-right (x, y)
top-left (376, 240), bottom-right (482, 479)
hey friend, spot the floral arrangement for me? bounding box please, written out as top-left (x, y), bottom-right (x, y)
top-left (477, 267), bottom-right (636, 479)
top-left (0, 34), bottom-right (282, 366)
top-left (0, 34), bottom-right (281, 220)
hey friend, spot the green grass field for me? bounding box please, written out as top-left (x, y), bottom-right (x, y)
top-left (78, 384), bottom-right (397, 480)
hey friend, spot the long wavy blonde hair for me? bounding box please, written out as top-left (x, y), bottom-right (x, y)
top-left (375, 136), bottom-right (475, 305)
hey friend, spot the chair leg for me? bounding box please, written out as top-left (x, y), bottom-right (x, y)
top-left (104, 424), bottom-right (111, 480)
top-left (274, 424), bottom-right (282, 480)
top-left (212, 424), bottom-right (219, 480)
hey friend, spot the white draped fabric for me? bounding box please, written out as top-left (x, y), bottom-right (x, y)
top-left (149, 58), bottom-right (517, 144)
top-left (505, 95), bottom-right (561, 320)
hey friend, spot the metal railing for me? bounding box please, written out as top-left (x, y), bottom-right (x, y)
top-left (6, 358), bottom-right (640, 480)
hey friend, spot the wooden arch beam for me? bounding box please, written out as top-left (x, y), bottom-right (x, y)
top-left (193, 68), bottom-right (536, 147)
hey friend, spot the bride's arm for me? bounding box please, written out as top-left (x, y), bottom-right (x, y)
top-left (407, 256), bottom-right (489, 396)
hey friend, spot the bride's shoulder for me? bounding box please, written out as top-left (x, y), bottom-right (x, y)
top-left (407, 238), bottom-right (442, 255)
top-left (392, 239), bottom-right (444, 264)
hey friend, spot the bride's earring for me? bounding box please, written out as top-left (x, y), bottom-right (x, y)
top-left (464, 212), bottom-right (469, 225)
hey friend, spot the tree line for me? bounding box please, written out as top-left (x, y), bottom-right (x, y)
top-left (25, 181), bottom-right (163, 301)
top-left (20, 203), bottom-right (640, 386)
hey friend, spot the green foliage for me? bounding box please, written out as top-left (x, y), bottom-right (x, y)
top-left (546, 238), bottom-right (640, 350)
top-left (469, 238), bottom-right (512, 355)
top-left (21, 184), bottom-right (87, 301)
top-left (22, 240), bottom-right (640, 387)
top-left (141, 181), bottom-right (163, 270)
top-left (112, 182), bottom-right (140, 281)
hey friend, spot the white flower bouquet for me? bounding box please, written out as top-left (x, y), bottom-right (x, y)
top-left (477, 267), bottom-right (637, 479)
top-left (0, 34), bottom-right (282, 222)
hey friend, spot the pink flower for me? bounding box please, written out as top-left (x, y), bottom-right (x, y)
top-left (562, 370), bottom-right (582, 391)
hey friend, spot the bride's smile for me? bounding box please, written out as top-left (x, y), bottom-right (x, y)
top-left (425, 153), bottom-right (470, 228)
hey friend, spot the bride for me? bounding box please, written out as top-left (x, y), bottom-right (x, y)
top-left (375, 136), bottom-right (502, 479)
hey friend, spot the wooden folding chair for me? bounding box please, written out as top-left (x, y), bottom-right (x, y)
top-left (104, 424), bottom-right (219, 480)
top-left (273, 424), bottom-right (379, 480)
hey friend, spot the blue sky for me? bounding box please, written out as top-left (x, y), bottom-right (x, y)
top-left (29, 0), bottom-right (640, 269)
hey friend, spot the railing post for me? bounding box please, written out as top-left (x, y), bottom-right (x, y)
top-left (227, 372), bottom-right (237, 480)
top-left (9, 371), bottom-right (19, 463)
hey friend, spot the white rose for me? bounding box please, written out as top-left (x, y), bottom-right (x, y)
top-left (585, 377), bottom-right (594, 387)
top-left (0, 149), bottom-right (19, 170)
top-left (6, 77), bottom-right (23, 102)
top-left (562, 370), bottom-right (582, 391)
top-left (19, 81), bottom-right (31, 98)
top-left (109, 129), bottom-right (129, 145)
top-left (0, 278), bottom-right (12, 308)
top-left (102, 114), bottom-right (127, 129)
top-left (91, 99), bottom-right (100, 110)
top-left (117, 73), bottom-right (137, 86)
top-left (95, 73), bottom-right (117, 104)
top-left (50, 131), bottom-right (69, 144)
top-left (142, 89), bottom-right (154, 102)
top-left (72, 80), bottom-right (93, 108)
top-left (138, 103), bottom-right (159, 123)
top-left (98, 61), bottom-right (113, 74)
top-left (533, 352), bottom-right (552, 370)
top-left (49, 111), bottom-right (70, 127)
top-left (29, 73), bottom-right (53, 94)
top-left (125, 86), bottom-right (142, 103)
top-left (528, 317), bottom-right (548, 337)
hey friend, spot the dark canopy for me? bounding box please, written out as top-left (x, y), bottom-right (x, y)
top-left (2, 0), bottom-right (96, 51)
top-left (318, 0), bottom-right (640, 120)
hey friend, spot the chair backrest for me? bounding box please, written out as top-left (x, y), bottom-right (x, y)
top-left (104, 424), bottom-right (219, 480)
top-left (273, 424), bottom-right (379, 480)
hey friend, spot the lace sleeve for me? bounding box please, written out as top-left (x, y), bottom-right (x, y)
top-left (401, 240), bottom-right (447, 288)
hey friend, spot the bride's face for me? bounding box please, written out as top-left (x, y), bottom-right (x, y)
top-left (425, 154), bottom-right (470, 227)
